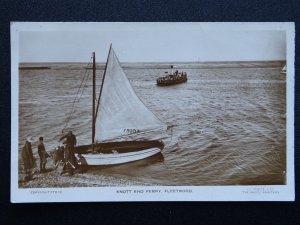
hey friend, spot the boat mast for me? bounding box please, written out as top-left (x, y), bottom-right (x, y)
top-left (92, 52), bottom-right (96, 151)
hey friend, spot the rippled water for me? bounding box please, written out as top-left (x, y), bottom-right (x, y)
top-left (19, 62), bottom-right (286, 185)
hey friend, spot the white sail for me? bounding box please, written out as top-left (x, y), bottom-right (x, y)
top-left (95, 47), bottom-right (167, 142)
top-left (281, 65), bottom-right (287, 74)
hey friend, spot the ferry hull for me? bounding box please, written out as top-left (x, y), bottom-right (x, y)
top-left (157, 77), bottom-right (187, 86)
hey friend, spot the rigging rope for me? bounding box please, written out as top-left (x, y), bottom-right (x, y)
top-left (62, 55), bottom-right (93, 132)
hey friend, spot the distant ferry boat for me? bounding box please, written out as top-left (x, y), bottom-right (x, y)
top-left (157, 66), bottom-right (187, 86)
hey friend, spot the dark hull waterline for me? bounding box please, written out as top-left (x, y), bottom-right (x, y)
top-left (75, 140), bottom-right (164, 154)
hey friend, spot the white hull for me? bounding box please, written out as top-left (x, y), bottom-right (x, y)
top-left (76, 147), bottom-right (161, 165)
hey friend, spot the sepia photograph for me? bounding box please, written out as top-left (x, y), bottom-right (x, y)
top-left (10, 22), bottom-right (294, 202)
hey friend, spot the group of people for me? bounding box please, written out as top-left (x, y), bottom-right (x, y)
top-left (21, 131), bottom-right (77, 181)
top-left (170, 70), bottom-right (187, 80)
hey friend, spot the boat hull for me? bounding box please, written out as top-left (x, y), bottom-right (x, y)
top-left (156, 77), bottom-right (187, 86)
top-left (73, 140), bottom-right (164, 166)
top-left (75, 140), bottom-right (164, 153)
top-left (76, 147), bottom-right (161, 165)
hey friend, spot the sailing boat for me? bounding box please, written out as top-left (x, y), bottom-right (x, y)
top-left (74, 45), bottom-right (167, 165)
top-left (281, 64), bottom-right (287, 74)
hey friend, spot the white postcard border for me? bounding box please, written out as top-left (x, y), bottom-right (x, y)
top-left (10, 22), bottom-right (295, 202)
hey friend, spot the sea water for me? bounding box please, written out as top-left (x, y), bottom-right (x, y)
top-left (18, 62), bottom-right (286, 185)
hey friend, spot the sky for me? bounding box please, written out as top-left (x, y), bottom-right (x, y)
top-left (18, 23), bottom-right (286, 63)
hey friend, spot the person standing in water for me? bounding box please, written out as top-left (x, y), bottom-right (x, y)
top-left (21, 137), bottom-right (36, 181)
top-left (37, 136), bottom-right (49, 173)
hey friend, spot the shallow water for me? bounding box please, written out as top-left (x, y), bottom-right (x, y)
top-left (18, 62), bottom-right (286, 185)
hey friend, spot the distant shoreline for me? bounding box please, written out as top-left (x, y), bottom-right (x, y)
top-left (19, 66), bottom-right (51, 70)
top-left (19, 60), bottom-right (286, 70)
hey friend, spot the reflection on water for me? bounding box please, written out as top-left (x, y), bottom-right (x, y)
top-left (18, 62), bottom-right (286, 185)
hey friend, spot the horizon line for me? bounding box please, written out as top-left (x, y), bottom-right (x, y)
top-left (19, 59), bottom-right (286, 64)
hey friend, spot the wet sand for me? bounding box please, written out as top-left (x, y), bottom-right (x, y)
top-left (19, 161), bottom-right (152, 188)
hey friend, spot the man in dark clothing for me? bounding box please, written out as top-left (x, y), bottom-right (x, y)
top-left (37, 136), bottom-right (49, 173)
top-left (59, 131), bottom-right (77, 174)
top-left (21, 137), bottom-right (36, 181)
